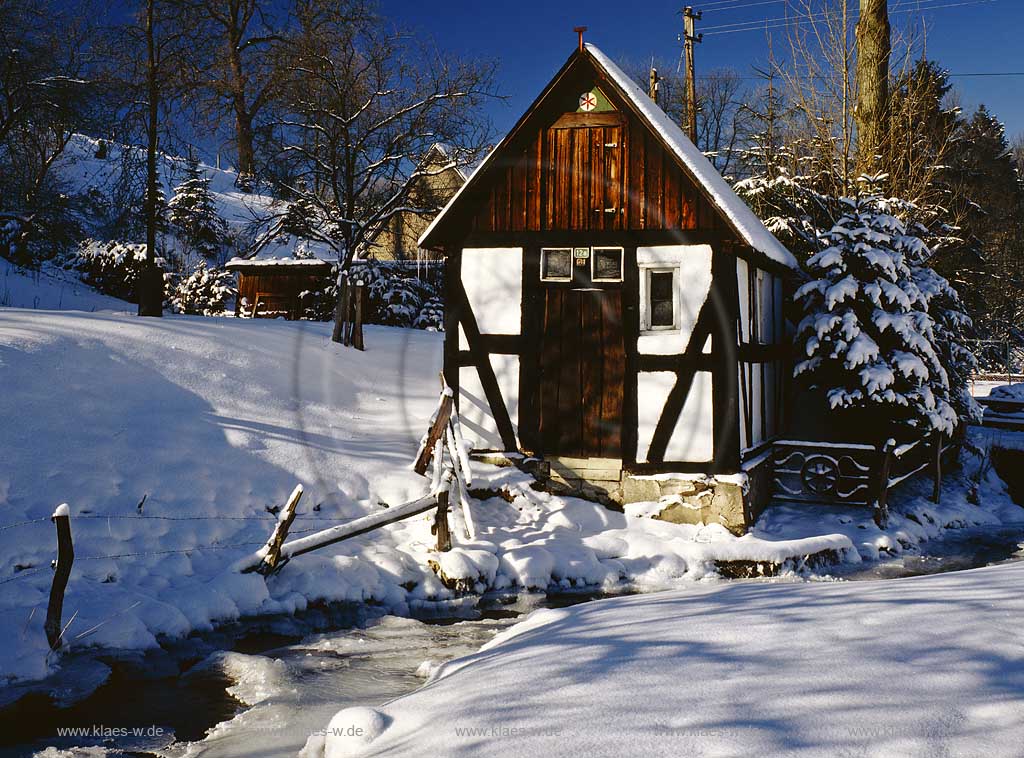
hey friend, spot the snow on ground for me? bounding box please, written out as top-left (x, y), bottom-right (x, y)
top-left (988, 383), bottom-right (1024, 402)
top-left (0, 263), bottom-right (133, 313)
top-left (1, 307), bottom-right (1021, 692)
top-left (308, 560), bottom-right (1024, 758)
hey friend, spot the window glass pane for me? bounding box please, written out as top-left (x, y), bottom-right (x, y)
top-left (649, 271), bottom-right (674, 327)
top-left (593, 247), bottom-right (623, 280)
top-left (542, 249), bottom-right (572, 280)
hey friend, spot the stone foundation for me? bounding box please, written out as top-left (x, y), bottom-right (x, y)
top-left (622, 475), bottom-right (747, 534)
top-left (470, 451), bottom-right (773, 534)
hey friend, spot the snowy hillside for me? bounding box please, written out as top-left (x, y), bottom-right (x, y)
top-left (52, 134), bottom-right (337, 264)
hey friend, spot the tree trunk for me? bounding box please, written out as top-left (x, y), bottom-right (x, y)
top-left (139, 0), bottom-right (163, 317)
top-left (228, 40), bottom-right (255, 189)
top-left (856, 0), bottom-right (891, 174)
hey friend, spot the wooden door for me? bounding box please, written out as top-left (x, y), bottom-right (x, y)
top-left (538, 288), bottom-right (625, 458)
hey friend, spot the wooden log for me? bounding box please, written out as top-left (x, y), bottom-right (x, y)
top-left (874, 439), bottom-right (896, 528)
top-left (255, 484), bottom-right (303, 576)
top-left (352, 281), bottom-right (365, 351)
top-left (45, 504), bottom-right (74, 650)
top-left (932, 431), bottom-right (942, 503)
top-left (413, 392), bottom-right (454, 475)
top-left (434, 488), bottom-right (452, 552)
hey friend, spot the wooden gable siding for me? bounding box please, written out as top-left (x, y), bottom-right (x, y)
top-left (469, 112), bottom-right (723, 235)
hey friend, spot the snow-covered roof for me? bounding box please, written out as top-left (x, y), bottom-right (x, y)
top-left (225, 256), bottom-right (332, 270)
top-left (420, 44), bottom-right (799, 272)
top-left (585, 45), bottom-right (798, 270)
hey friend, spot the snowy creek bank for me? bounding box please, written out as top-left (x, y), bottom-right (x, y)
top-left (1, 592), bottom-right (606, 758)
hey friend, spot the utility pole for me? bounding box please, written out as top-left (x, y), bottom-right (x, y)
top-left (649, 66), bottom-right (660, 104)
top-left (682, 6), bottom-right (703, 144)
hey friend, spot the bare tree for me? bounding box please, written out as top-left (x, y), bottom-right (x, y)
top-left (273, 0), bottom-right (497, 342)
top-left (172, 0), bottom-right (287, 188)
top-left (627, 61), bottom-right (750, 175)
top-left (107, 0), bottom-right (192, 316)
top-left (0, 0), bottom-right (103, 262)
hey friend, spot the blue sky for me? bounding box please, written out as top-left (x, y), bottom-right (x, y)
top-left (395, 0), bottom-right (1024, 143)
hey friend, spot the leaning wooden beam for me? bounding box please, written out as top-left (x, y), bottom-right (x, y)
top-left (414, 390), bottom-right (454, 475)
top-left (254, 484), bottom-right (303, 576)
top-left (45, 503), bottom-right (74, 650)
top-left (236, 488), bottom-right (446, 573)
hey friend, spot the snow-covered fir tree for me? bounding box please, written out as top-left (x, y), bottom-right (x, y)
top-left (794, 193), bottom-right (959, 438)
top-left (169, 160), bottom-right (228, 259)
top-left (169, 261), bottom-right (236, 315)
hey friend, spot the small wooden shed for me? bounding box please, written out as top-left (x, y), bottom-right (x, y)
top-left (419, 41), bottom-right (800, 527)
top-left (225, 257), bottom-right (333, 319)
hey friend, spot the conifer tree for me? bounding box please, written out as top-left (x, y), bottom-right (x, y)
top-left (794, 193), bottom-right (957, 437)
top-left (168, 159), bottom-right (227, 259)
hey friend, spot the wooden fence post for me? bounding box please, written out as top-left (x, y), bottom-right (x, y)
top-left (932, 431), bottom-right (943, 503)
top-left (352, 281), bottom-right (365, 351)
top-left (341, 279), bottom-right (352, 346)
top-left (257, 484), bottom-right (303, 576)
top-left (874, 439), bottom-right (896, 529)
top-left (45, 503), bottom-right (74, 650)
top-left (434, 488), bottom-right (451, 552)
top-left (331, 276), bottom-right (347, 343)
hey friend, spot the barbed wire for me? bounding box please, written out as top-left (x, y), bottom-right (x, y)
top-left (0, 567), bottom-right (49, 585)
top-left (0, 517), bottom-right (52, 532)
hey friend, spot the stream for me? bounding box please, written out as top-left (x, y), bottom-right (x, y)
top-left (4, 526), bottom-right (1024, 758)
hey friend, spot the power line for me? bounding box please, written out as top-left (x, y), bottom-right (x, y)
top-left (701, 0), bottom-right (1000, 36)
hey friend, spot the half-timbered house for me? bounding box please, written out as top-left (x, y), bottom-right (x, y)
top-left (419, 41), bottom-right (800, 531)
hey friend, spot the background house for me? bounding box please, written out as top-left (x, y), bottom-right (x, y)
top-left (365, 144), bottom-right (468, 263)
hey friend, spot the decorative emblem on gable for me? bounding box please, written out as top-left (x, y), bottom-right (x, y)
top-left (576, 88), bottom-right (614, 113)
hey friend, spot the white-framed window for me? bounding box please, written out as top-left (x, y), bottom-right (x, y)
top-left (540, 247), bottom-right (573, 281)
top-left (591, 246), bottom-right (624, 282)
top-left (639, 266), bottom-right (679, 332)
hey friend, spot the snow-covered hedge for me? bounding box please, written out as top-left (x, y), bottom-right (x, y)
top-left (345, 260), bottom-right (444, 330)
top-left (168, 262), bottom-right (236, 315)
top-left (71, 239), bottom-right (166, 301)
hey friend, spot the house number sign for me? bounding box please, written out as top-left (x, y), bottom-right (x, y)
top-left (573, 248), bottom-right (590, 266)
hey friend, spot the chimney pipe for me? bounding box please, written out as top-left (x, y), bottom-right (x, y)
top-left (574, 26), bottom-right (587, 52)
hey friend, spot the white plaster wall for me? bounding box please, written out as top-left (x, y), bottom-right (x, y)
top-left (458, 354), bottom-right (520, 452)
top-left (751, 362), bottom-right (764, 447)
top-left (636, 372), bottom-right (675, 463)
top-left (666, 371), bottom-right (714, 462)
top-left (636, 370), bottom-right (714, 463)
top-left (637, 244), bottom-right (713, 355)
top-left (461, 248), bottom-right (522, 335)
top-left (457, 248), bottom-right (522, 451)
top-left (758, 268), bottom-right (774, 343)
top-left (737, 258), bottom-right (750, 344)
top-left (738, 362), bottom-right (749, 451)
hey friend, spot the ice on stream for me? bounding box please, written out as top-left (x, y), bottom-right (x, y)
top-left (157, 614), bottom-right (516, 758)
